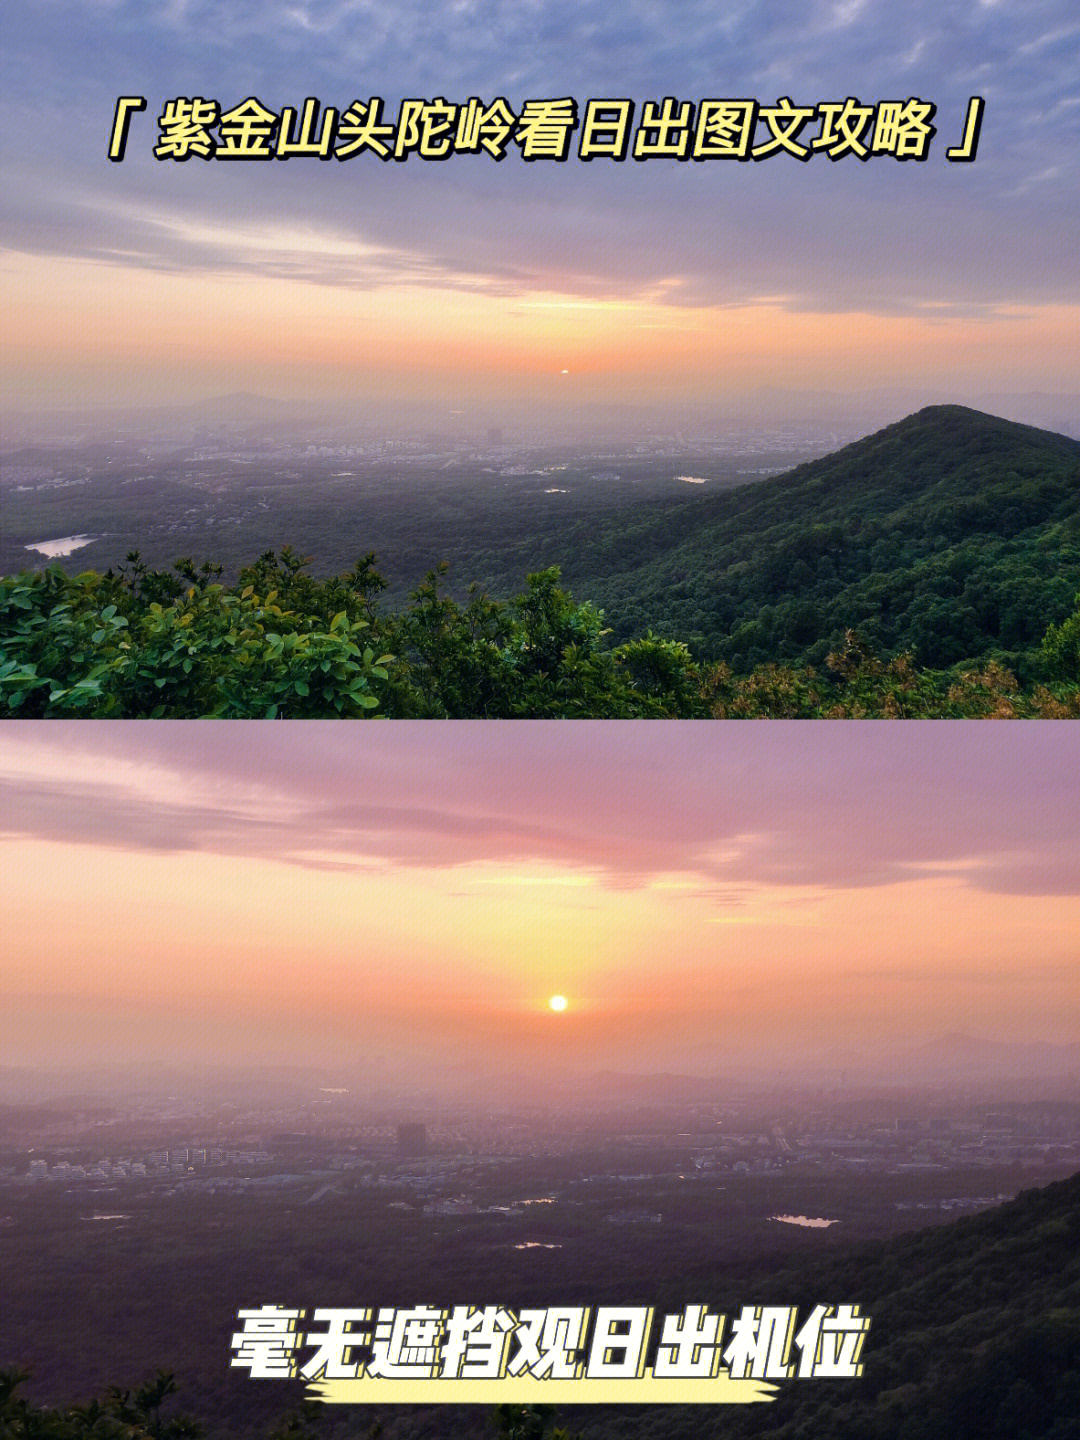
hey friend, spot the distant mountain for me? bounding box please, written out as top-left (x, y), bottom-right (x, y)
top-left (908, 1033), bottom-right (1080, 1081)
top-left (584, 1070), bottom-right (732, 1103)
top-left (683, 1033), bottom-right (1080, 1091)
top-left (468, 405), bottom-right (1080, 676)
top-left (977, 392), bottom-right (1080, 439)
top-left (0, 391), bottom-right (332, 446)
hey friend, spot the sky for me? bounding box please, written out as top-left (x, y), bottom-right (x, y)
top-left (2, 0), bottom-right (1078, 417)
top-left (2, 721), bottom-right (1077, 1085)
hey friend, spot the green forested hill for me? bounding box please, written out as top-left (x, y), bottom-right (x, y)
top-left (466, 406), bottom-right (1080, 678)
top-left (4, 407), bottom-right (1079, 716)
top-left (625, 1169), bottom-right (1080, 1440)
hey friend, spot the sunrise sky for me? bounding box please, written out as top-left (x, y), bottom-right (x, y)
top-left (2, 722), bottom-right (1077, 1082)
top-left (2, 1), bottom-right (1078, 414)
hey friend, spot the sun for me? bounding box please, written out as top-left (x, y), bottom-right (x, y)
top-left (548, 994), bottom-right (568, 1013)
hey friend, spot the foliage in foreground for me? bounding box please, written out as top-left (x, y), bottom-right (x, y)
top-left (0, 1370), bottom-right (580, 1440)
top-left (0, 1368), bottom-right (201, 1439)
top-left (2, 550), bottom-right (1078, 719)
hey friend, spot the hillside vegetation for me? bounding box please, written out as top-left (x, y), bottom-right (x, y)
top-left (638, 1169), bottom-right (1080, 1440)
top-left (1, 549), bottom-right (1078, 718)
top-left (466, 406), bottom-right (1080, 678)
top-left (2, 407), bottom-right (1079, 717)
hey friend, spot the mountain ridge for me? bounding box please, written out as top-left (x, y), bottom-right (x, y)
top-left (466, 404), bottom-right (1080, 675)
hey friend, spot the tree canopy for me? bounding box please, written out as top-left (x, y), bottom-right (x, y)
top-left (2, 551), bottom-right (1078, 718)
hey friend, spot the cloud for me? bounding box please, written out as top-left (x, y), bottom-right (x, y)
top-left (2, 1), bottom-right (1078, 318)
top-left (0, 721), bottom-right (1076, 897)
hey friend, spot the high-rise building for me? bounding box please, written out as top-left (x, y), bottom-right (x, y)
top-left (396, 1122), bottom-right (427, 1156)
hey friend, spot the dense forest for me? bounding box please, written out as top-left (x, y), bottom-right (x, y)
top-left (464, 407), bottom-right (1080, 679)
top-left (649, 1168), bottom-right (1080, 1440)
top-left (1, 548), bottom-right (1078, 717)
top-left (2, 407), bottom-right (1078, 717)
top-left (5, 1172), bottom-right (1078, 1437)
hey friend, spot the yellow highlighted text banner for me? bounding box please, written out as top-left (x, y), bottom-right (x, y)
top-left (308, 1372), bottom-right (778, 1405)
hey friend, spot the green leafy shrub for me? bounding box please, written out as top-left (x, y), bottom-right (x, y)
top-left (2, 551), bottom-right (1078, 718)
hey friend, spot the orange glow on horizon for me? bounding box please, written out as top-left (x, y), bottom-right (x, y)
top-left (2, 724), bottom-right (1077, 1080)
top-left (3, 831), bottom-right (1077, 1071)
top-left (4, 251), bottom-right (1079, 408)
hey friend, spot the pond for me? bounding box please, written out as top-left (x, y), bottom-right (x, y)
top-left (24, 534), bottom-right (95, 558)
top-left (770, 1214), bottom-right (838, 1228)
